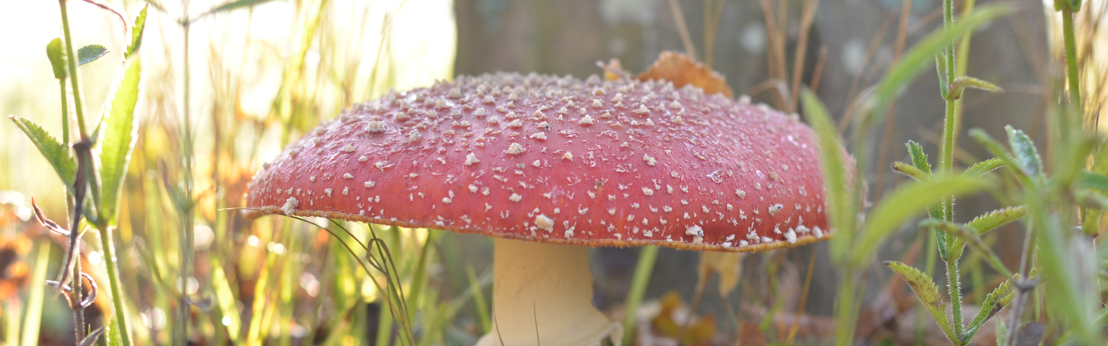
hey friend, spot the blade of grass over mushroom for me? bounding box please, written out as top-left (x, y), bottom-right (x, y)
top-left (866, 3), bottom-right (1014, 125)
top-left (8, 116), bottom-right (77, 187)
top-left (851, 175), bottom-right (989, 266)
top-left (800, 89), bottom-right (852, 260)
top-left (964, 278), bottom-right (1015, 341)
top-left (885, 261), bottom-right (957, 343)
top-left (99, 59), bottom-right (141, 223)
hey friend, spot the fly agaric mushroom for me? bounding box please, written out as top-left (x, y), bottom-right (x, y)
top-left (244, 52), bottom-right (848, 346)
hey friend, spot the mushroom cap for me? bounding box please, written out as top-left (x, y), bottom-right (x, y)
top-left (245, 72), bottom-right (847, 252)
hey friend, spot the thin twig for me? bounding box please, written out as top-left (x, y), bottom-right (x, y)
top-left (667, 0), bottom-right (697, 61)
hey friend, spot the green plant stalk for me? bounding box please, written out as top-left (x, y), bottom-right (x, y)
top-left (1061, 8), bottom-right (1082, 111)
top-left (834, 269), bottom-right (859, 346)
top-left (22, 241), bottom-right (51, 346)
top-left (621, 245), bottom-right (659, 346)
top-left (938, 0), bottom-right (967, 339)
top-left (946, 251), bottom-right (964, 343)
top-left (94, 222), bottom-right (134, 346)
top-left (58, 0), bottom-right (87, 140)
top-left (72, 235), bottom-right (84, 341)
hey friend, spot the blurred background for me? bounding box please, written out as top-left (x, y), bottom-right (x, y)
top-left (0, 0), bottom-right (1104, 344)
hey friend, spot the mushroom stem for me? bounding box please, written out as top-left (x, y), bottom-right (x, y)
top-left (476, 239), bottom-right (623, 346)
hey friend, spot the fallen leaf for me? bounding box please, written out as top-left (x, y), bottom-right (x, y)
top-left (636, 51), bottom-right (734, 97)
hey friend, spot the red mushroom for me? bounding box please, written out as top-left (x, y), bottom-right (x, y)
top-left (245, 53), bottom-right (846, 345)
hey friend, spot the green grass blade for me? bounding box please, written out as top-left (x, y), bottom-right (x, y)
top-left (8, 115), bottom-right (78, 187)
top-left (885, 261), bottom-right (957, 343)
top-left (966, 206), bottom-right (1026, 235)
top-left (800, 89), bottom-right (853, 263)
top-left (852, 175), bottom-right (989, 265)
top-left (21, 242), bottom-right (50, 346)
top-left (98, 59), bottom-right (141, 223)
top-left (868, 3), bottom-right (1015, 125)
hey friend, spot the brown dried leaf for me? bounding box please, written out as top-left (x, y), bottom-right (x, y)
top-left (698, 252), bottom-right (745, 296)
top-left (636, 51), bottom-right (733, 97)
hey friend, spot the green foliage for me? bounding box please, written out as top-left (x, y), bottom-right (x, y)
top-left (945, 76), bottom-right (1003, 100)
top-left (885, 261), bottom-right (956, 343)
top-left (98, 60), bottom-right (142, 223)
top-left (800, 89), bottom-right (853, 264)
top-left (935, 53), bottom-right (949, 97)
top-left (963, 158), bottom-right (1005, 179)
top-left (46, 38), bottom-right (67, 80)
top-left (966, 206), bottom-right (1027, 235)
top-left (921, 219), bottom-right (1012, 277)
top-left (196, 0), bottom-right (280, 21)
top-left (1004, 126), bottom-right (1044, 180)
top-left (851, 175), bottom-right (989, 266)
top-left (892, 162), bottom-right (928, 182)
top-left (907, 141), bottom-right (932, 175)
top-left (125, 5), bottom-right (147, 58)
top-left (76, 44), bottom-right (109, 66)
top-left (965, 279), bottom-right (1015, 340)
top-left (8, 115), bottom-right (78, 187)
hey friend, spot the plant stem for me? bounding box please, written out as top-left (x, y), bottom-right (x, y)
top-left (72, 242), bottom-right (84, 342)
top-left (946, 252), bottom-right (964, 342)
top-left (834, 269), bottom-right (858, 346)
top-left (621, 245), bottom-right (659, 346)
top-left (58, 0), bottom-right (86, 140)
top-left (96, 222), bottom-right (134, 346)
top-left (1061, 8), bottom-right (1082, 111)
top-left (176, 15), bottom-right (196, 344)
top-left (1004, 218), bottom-right (1036, 346)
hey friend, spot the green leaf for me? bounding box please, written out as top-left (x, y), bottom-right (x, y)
top-left (893, 162), bottom-right (928, 182)
top-left (965, 279), bottom-right (1015, 342)
top-left (963, 158), bottom-right (1005, 179)
top-left (946, 76), bottom-right (1004, 100)
top-left (99, 59), bottom-right (142, 223)
top-left (46, 38), bottom-right (68, 80)
top-left (966, 206), bottom-right (1027, 235)
top-left (867, 3), bottom-right (1015, 126)
top-left (851, 175), bottom-right (990, 265)
top-left (1078, 171), bottom-right (1108, 192)
top-left (8, 115), bottom-right (77, 187)
top-left (197, 0), bottom-right (279, 20)
top-left (906, 141), bottom-right (932, 175)
top-left (1005, 126), bottom-right (1043, 179)
top-left (885, 261), bottom-right (957, 343)
top-left (801, 89), bottom-right (853, 263)
top-left (125, 4), bottom-right (148, 58)
top-left (969, 128), bottom-right (1031, 185)
top-left (104, 317), bottom-right (124, 346)
top-left (995, 318), bottom-right (1008, 346)
top-left (77, 44), bottom-right (109, 66)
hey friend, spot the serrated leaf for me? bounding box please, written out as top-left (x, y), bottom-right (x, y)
top-left (801, 89), bottom-right (853, 263)
top-left (1005, 126), bottom-right (1043, 179)
top-left (197, 0), bottom-right (279, 20)
top-left (125, 5), bottom-right (148, 58)
top-left (906, 141), bottom-right (932, 175)
top-left (47, 38), bottom-right (68, 79)
top-left (77, 44), bottom-right (109, 66)
top-left (946, 76), bottom-right (1004, 100)
top-left (867, 4), bottom-right (1015, 126)
top-left (8, 115), bottom-right (77, 187)
top-left (965, 279), bottom-right (1015, 341)
top-left (964, 158), bottom-right (1005, 178)
top-left (886, 261), bottom-right (956, 343)
top-left (99, 59), bottom-right (142, 223)
top-left (966, 206), bottom-right (1026, 235)
top-left (852, 175), bottom-right (990, 265)
top-left (893, 162), bottom-right (928, 181)
top-left (969, 128), bottom-right (1032, 185)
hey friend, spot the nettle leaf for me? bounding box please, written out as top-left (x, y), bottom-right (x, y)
top-left (77, 44), bottom-right (110, 66)
top-left (886, 261), bottom-right (957, 343)
top-left (906, 141), bottom-right (932, 175)
top-left (801, 89), bottom-right (853, 263)
top-left (125, 4), bottom-right (148, 58)
top-left (946, 76), bottom-right (1004, 101)
top-left (8, 115), bottom-right (77, 187)
top-left (964, 158), bottom-right (1005, 179)
top-left (965, 279), bottom-right (1015, 341)
top-left (852, 175), bottom-right (989, 265)
top-left (1005, 126), bottom-right (1043, 179)
top-left (893, 162), bottom-right (928, 182)
top-left (966, 206), bottom-right (1026, 235)
top-left (99, 60), bottom-right (142, 223)
top-left (46, 38), bottom-right (68, 80)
